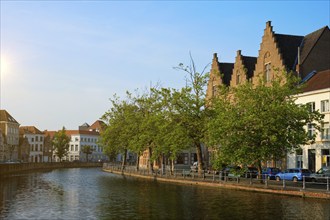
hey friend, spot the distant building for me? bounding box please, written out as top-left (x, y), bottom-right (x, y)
top-left (0, 110), bottom-right (20, 162)
top-left (19, 126), bottom-right (45, 162)
top-left (46, 121), bottom-right (108, 162)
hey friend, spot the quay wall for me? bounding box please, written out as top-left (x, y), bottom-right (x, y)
top-left (0, 162), bottom-right (102, 176)
top-left (103, 168), bottom-right (330, 200)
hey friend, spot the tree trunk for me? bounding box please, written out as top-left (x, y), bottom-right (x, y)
top-left (148, 146), bottom-right (153, 173)
top-left (257, 160), bottom-right (263, 182)
top-left (121, 149), bottom-right (127, 172)
top-left (196, 142), bottom-right (204, 174)
top-left (135, 153), bottom-right (140, 171)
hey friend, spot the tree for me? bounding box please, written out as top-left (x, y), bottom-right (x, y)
top-left (173, 54), bottom-right (210, 173)
top-left (82, 145), bottom-right (94, 162)
top-left (52, 127), bottom-right (70, 162)
top-left (207, 71), bottom-right (324, 176)
top-left (101, 93), bottom-right (142, 171)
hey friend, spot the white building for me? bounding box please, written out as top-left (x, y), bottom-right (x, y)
top-left (287, 70), bottom-right (330, 172)
top-left (19, 126), bottom-right (45, 162)
top-left (47, 121), bottom-right (108, 162)
top-left (67, 129), bottom-right (106, 162)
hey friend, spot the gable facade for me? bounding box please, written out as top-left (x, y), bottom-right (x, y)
top-left (230, 50), bottom-right (257, 87)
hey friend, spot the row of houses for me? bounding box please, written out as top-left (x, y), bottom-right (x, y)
top-left (205, 21), bottom-right (330, 172)
top-left (0, 110), bottom-right (108, 163)
top-left (122, 21), bottom-right (330, 173)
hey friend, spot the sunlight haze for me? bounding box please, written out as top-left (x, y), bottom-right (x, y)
top-left (1, 1), bottom-right (329, 131)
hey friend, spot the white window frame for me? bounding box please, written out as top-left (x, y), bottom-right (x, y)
top-left (321, 100), bottom-right (329, 113)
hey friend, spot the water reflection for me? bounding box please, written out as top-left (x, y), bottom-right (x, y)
top-left (0, 168), bottom-right (329, 219)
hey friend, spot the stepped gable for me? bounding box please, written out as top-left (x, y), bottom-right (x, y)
top-left (19, 126), bottom-right (43, 135)
top-left (209, 53), bottom-right (234, 86)
top-left (302, 69), bottom-right (330, 93)
top-left (0, 110), bottom-right (19, 124)
top-left (274, 33), bottom-right (304, 70)
top-left (300, 26), bottom-right (329, 65)
top-left (241, 55), bottom-right (257, 79)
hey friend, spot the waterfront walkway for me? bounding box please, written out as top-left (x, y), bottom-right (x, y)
top-left (103, 164), bottom-right (330, 200)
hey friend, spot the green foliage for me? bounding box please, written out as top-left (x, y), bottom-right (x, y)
top-left (81, 145), bottom-right (94, 162)
top-left (207, 70), bottom-right (324, 170)
top-left (52, 127), bottom-right (70, 162)
top-left (173, 54), bottom-right (211, 172)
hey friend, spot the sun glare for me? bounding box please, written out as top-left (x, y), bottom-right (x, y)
top-left (0, 56), bottom-right (10, 77)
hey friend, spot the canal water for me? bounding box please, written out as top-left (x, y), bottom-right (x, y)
top-left (0, 168), bottom-right (329, 220)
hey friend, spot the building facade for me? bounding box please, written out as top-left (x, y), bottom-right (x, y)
top-left (207, 21), bottom-right (330, 171)
top-left (0, 110), bottom-right (20, 162)
top-left (19, 126), bottom-right (45, 162)
top-left (47, 121), bottom-right (108, 162)
top-left (288, 70), bottom-right (330, 172)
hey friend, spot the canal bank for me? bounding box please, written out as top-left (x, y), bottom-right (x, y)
top-left (103, 166), bottom-right (330, 200)
top-left (0, 162), bottom-right (102, 176)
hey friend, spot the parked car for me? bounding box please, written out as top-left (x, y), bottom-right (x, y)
top-left (222, 166), bottom-right (242, 178)
top-left (243, 167), bottom-right (258, 178)
top-left (262, 167), bottom-right (281, 180)
top-left (309, 166), bottom-right (330, 182)
top-left (275, 168), bottom-right (312, 182)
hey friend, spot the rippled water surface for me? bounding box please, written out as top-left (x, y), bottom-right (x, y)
top-left (0, 168), bottom-right (329, 219)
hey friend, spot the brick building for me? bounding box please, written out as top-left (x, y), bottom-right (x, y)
top-left (207, 21), bottom-right (330, 171)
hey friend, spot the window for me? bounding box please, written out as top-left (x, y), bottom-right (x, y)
top-left (71, 145), bottom-right (74, 151)
top-left (308, 123), bottom-right (315, 138)
top-left (75, 145), bottom-right (78, 151)
top-left (264, 63), bottom-right (271, 82)
top-left (321, 149), bottom-right (330, 167)
top-left (307, 102), bottom-right (315, 112)
top-left (321, 100), bottom-right (329, 112)
top-left (36, 136), bottom-right (39, 142)
top-left (40, 144), bottom-right (43, 151)
top-left (31, 138), bottom-right (34, 142)
top-left (236, 70), bottom-right (241, 85)
top-left (296, 149), bottom-right (303, 168)
top-left (40, 136), bottom-right (43, 141)
top-left (321, 122), bottom-right (329, 140)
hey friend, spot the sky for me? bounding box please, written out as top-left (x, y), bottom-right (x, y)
top-left (0, 1), bottom-right (329, 131)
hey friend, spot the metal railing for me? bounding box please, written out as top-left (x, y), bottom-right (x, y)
top-left (103, 164), bottom-right (330, 193)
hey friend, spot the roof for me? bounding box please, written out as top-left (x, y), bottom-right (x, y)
top-left (219, 62), bottom-right (234, 86)
top-left (300, 26), bottom-right (329, 65)
top-left (302, 69), bottom-right (330, 93)
top-left (44, 129), bottom-right (99, 138)
top-left (274, 34), bottom-right (304, 70)
top-left (241, 56), bottom-right (257, 79)
top-left (80, 122), bottom-right (90, 127)
top-left (89, 120), bottom-right (106, 132)
top-left (0, 110), bottom-right (19, 124)
top-left (19, 126), bottom-right (43, 135)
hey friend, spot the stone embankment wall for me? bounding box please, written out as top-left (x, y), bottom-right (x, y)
top-left (0, 162), bottom-right (102, 176)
